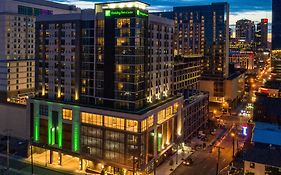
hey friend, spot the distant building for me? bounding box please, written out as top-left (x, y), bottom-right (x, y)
top-left (229, 51), bottom-right (254, 70)
top-left (173, 55), bottom-right (202, 95)
top-left (155, 3), bottom-right (230, 108)
top-left (173, 55), bottom-right (209, 141)
top-left (243, 143), bottom-right (281, 175)
top-left (243, 122), bottom-right (281, 175)
top-left (255, 19), bottom-right (268, 50)
top-left (236, 19), bottom-right (255, 43)
top-left (272, 0), bottom-right (281, 50)
top-left (0, 0), bottom-right (79, 104)
top-left (254, 80), bottom-right (281, 124)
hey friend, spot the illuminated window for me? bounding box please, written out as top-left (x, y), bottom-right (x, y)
top-left (126, 120), bottom-right (138, 132)
top-left (104, 116), bottom-right (125, 130)
top-left (116, 37), bottom-right (129, 46)
top-left (157, 109), bottom-right (165, 124)
top-left (62, 109), bottom-right (72, 120)
top-left (81, 112), bottom-right (102, 126)
top-left (116, 18), bottom-right (130, 28)
top-left (173, 103), bottom-right (179, 114)
top-left (166, 106), bottom-right (173, 118)
top-left (147, 115), bottom-right (154, 128)
top-left (141, 119), bottom-right (146, 132)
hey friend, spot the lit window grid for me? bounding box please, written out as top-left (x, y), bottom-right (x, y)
top-left (62, 109), bottom-right (73, 120)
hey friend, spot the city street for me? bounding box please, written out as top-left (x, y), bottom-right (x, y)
top-left (171, 66), bottom-right (272, 175)
top-left (171, 121), bottom-right (245, 175)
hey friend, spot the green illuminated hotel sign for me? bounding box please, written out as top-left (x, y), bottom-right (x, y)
top-left (137, 10), bottom-right (148, 17)
top-left (105, 9), bottom-right (148, 17)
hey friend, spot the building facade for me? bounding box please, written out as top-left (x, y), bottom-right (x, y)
top-left (236, 19), bottom-right (255, 43)
top-left (155, 2), bottom-right (230, 107)
top-left (182, 91), bottom-right (209, 141)
top-left (0, 0), bottom-right (79, 104)
top-left (255, 19), bottom-right (268, 50)
top-left (229, 51), bottom-right (254, 70)
top-left (30, 2), bottom-right (184, 174)
top-left (272, 0), bottom-right (281, 50)
top-left (173, 55), bottom-right (202, 95)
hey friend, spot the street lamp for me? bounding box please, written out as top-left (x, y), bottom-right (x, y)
top-left (231, 132), bottom-right (235, 159)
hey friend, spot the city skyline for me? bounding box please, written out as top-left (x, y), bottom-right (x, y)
top-left (51, 0), bottom-right (272, 25)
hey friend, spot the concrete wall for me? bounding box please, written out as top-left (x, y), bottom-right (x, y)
top-left (0, 103), bottom-right (29, 139)
top-left (225, 73), bottom-right (245, 102)
top-left (199, 80), bottom-right (215, 97)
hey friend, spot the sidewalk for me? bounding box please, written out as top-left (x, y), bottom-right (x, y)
top-left (156, 147), bottom-right (193, 175)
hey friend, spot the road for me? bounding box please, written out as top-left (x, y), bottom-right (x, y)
top-left (172, 66), bottom-right (271, 175)
top-left (171, 122), bottom-right (244, 175)
top-left (0, 155), bottom-right (70, 175)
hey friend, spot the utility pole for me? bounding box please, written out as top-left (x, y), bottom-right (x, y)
top-left (30, 138), bottom-right (34, 175)
top-left (176, 144), bottom-right (178, 164)
top-left (4, 129), bottom-right (11, 171)
top-left (153, 159), bottom-right (157, 175)
top-left (214, 146), bottom-right (224, 175)
top-left (7, 134), bottom-right (9, 170)
top-left (232, 135), bottom-right (235, 159)
top-left (133, 155), bottom-right (135, 175)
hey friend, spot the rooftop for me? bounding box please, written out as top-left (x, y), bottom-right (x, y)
top-left (33, 95), bottom-right (183, 115)
top-left (243, 143), bottom-right (281, 168)
top-left (95, 1), bottom-right (149, 12)
top-left (252, 122), bottom-right (281, 146)
top-left (15, 0), bottom-right (78, 11)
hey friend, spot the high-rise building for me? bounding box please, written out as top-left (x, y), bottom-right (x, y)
top-left (272, 0), bottom-right (281, 50)
top-left (155, 3), bottom-right (230, 108)
top-left (173, 55), bottom-right (202, 95)
top-left (236, 19), bottom-right (255, 43)
top-left (173, 55), bottom-right (209, 141)
top-left (255, 19), bottom-right (268, 50)
top-left (29, 2), bottom-right (184, 174)
top-left (0, 0), bottom-right (79, 104)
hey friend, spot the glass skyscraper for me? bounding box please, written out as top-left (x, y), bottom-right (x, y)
top-left (272, 0), bottom-right (281, 50)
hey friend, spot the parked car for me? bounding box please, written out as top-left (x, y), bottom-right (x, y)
top-left (183, 158), bottom-right (193, 166)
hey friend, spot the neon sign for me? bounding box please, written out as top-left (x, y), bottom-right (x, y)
top-left (137, 10), bottom-right (148, 17)
top-left (242, 123), bottom-right (248, 136)
top-left (105, 9), bottom-right (148, 17)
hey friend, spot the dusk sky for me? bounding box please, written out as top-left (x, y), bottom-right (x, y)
top-left (51, 0), bottom-right (272, 25)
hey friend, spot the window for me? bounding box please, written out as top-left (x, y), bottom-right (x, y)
top-left (81, 112), bottom-right (102, 126)
top-left (104, 116), bottom-right (125, 130)
top-left (166, 106), bottom-right (173, 118)
top-left (39, 105), bottom-right (48, 116)
top-left (126, 120), bottom-right (138, 132)
top-left (147, 115), bottom-right (154, 128)
top-left (157, 109), bottom-right (165, 124)
top-left (173, 103), bottom-right (179, 114)
top-left (250, 162), bottom-right (255, 169)
top-left (62, 109), bottom-right (72, 120)
top-left (141, 119), bottom-right (146, 132)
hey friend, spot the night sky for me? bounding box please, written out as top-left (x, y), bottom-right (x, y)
top-left (51, 0), bottom-right (272, 25)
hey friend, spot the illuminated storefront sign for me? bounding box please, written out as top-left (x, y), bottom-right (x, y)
top-left (105, 9), bottom-right (148, 17)
top-left (242, 123), bottom-right (248, 136)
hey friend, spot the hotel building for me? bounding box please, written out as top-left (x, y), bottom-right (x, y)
top-left (0, 0), bottom-right (79, 104)
top-left (29, 2), bottom-right (183, 174)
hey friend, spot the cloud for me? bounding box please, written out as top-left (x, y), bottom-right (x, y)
top-left (230, 10), bottom-right (272, 25)
top-left (50, 0), bottom-right (272, 25)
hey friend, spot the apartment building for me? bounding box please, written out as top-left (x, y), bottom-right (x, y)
top-left (0, 0), bottom-right (79, 104)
